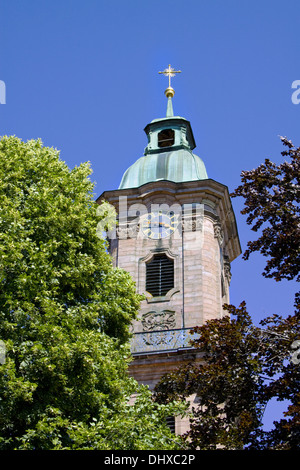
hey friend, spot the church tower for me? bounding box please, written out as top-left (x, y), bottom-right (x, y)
top-left (97, 66), bottom-right (241, 407)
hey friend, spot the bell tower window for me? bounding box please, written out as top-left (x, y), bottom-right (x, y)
top-left (158, 129), bottom-right (175, 148)
top-left (146, 254), bottom-right (174, 297)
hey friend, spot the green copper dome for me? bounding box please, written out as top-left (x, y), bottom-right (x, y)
top-left (119, 100), bottom-right (208, 190)
top-left (119, 147), bottom-right (207, 189)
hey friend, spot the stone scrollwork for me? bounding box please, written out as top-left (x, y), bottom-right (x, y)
top-left (213, 221), bottom-right (224, 246)
top-left (117, 221), bottom-right (139, 239)
top-left (223, 256), bottom-right (232, 284)
top-left (182, 216), bottom-right (193, 232)
top-left (116, 223), bottom-right (127, 239)
top-left (127, 221), bottom-right (139, 239)
top-left (141, 309), bottom-right (176, 331)
top-left (182, 215), bottom-right (203, 232)
top-left (131, 327), bottom-right (198, 353)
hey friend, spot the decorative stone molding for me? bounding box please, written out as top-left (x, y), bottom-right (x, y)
top-left (131, 327), bottom-right (197, 353)
top-left (141, 310), bottom-right (176, 331)
top-left (182, 215), bottom-right (203, 232)
top-left (138, 248), bottom-right (180, 302)
top-left (117, 221), bottom-right (139, 239)
top-left (127, 221), bottom-right (139, 238)
top-left (116, 223), bottom-right (127, 239)
top-left (213, 221), bottom-right (224, 246)
top-left (98, 177), bottom-right (242, 263)
top-left (223, 256), bottom-right (232, 284)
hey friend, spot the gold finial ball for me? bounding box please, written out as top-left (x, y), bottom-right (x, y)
top-left (164, 86), bottom-right (175, 98)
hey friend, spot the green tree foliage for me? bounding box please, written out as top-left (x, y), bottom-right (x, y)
top-left (155, 137), bottom-right (300, 449)
top-left (0, 136), bottom-right (184, 450)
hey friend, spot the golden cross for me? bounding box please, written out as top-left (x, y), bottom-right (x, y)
top-left (159, 64), bottom-right (181, 88)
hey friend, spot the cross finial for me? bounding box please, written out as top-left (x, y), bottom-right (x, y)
top-left (159, 64), bottom-right (181, 98)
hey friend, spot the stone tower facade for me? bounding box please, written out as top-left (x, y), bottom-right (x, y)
top-left (97, 72), bottom-right (241, 423)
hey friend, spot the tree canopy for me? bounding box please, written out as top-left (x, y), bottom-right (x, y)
top-left (0, 136), bottom-right (184, 450)
top-left (232, 136), bottom-right (300, 284)
top-left (154, 137), bottom-right (300, 450)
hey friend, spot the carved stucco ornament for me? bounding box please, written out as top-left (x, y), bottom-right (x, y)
top-left (223, 256), bottom-right (232, 284)
top-left (182, 214), bottom-right (203, 232)
top-left (141, 310), bottom-right (176, 331)
top-left (117, 221), bottom-right (139, 239)
top-left (213, 221), bottom-right (224, 246)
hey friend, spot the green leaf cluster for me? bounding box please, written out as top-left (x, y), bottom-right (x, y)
top-left (0, 136), bottom-right (184, 450)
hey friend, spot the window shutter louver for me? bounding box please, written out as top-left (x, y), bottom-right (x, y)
top-left (146, 254), bottom-right (174, 297)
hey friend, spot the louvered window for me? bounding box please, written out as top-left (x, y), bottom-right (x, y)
top-left (165, 416), bottom-right (175, 433)
top-left (146, 254), bottom-right (174, 297)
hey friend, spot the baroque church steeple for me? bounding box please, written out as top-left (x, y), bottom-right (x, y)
top-left (97, 66), bottom-right (241, 434)
top-left (119, 65), bottom-right (207, 189)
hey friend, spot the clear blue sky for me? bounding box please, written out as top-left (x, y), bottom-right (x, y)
top-left (1, 0), bottom-right (299, 431)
